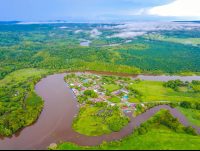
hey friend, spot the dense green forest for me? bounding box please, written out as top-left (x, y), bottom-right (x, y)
top-left (1, 23), bottom-right (200, 81)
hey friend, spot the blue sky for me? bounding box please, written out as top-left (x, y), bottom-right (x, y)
top-left (1, 0), bottom-right (200, 22)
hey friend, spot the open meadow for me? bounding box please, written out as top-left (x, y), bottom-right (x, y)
top-left (128, 81), bottom-right (200, 103)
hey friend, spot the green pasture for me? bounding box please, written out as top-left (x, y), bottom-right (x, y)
top-left (128, 81), bottom-right (200, 102)
top-left (176, 106), bottom-right (200, 127)
top-left (79, 107), bottom-right (102, 117)
top-left (73, 116), bottom-right (112, 136)
top-left (103, 84), bottom-right (120, 92)
top-left (128, 96), bottom-right (140, 103)
top-left (178, 86), bottom-right (188, 91)
top-left (0, 68), bottom-right (50, 88)
top-left (108, 96), bottom-right (121, 103)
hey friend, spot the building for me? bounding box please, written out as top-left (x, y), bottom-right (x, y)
top-left (111, 103), bottom-right (115, 106)
top-left (97, 98), bottom-right (103, 102)
top-left (115, 91), bottom-right (121, 95)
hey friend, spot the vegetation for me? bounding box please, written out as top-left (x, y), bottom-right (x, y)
top-left (176, 106), bottom-right (200, 127)
top-left (108, 96), bottom-right (121, 103)
top-left (1, 24), bottom-right (200, 80)
top-left (83, 90), bottom-right (98, 98)
top-left (48, 109), bottom-right (200, 150)
top-left (71, 104), bottom-right (130, 136)
top-left (143, 34), bottom-right (200, 46)
top-left (126, 80), bottom-right (200, 103)
top-left (103, 84), bottom-right (120, 92)
top-left (0, 68), bottom-right (53, 135)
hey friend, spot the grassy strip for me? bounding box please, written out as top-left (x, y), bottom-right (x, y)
top-left (176, 106), bottom-right (200, 127)
top-left (103, 84), bottom-right (120, 92)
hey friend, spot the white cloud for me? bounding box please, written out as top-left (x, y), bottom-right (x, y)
top-left (75, 30), bottom-right (83, 33)
top-left (106, 31), bottom-right (146, 38)
top-left (90, 28), bottom-right (102, 38)
top-left (149, 0), bottom-right (200, 17)
top-left (59, 26), bottom-right (68, 29)
top-left (105, 21), bottom-right (200, 38)
top-left (107, 22), bottom-right (200, 32)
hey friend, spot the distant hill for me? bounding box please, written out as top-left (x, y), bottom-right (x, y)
top-left (174, 21), bottom-right (200, 23)
top-left (0, 21), bottom-right (21, 25)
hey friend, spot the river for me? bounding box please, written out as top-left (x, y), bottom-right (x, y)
top-left (0, 71), bottom-right (200, 150)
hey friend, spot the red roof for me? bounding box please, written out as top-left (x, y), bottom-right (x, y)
top-left (106, 96), bottom-right (111, 99)
top-left (97, 98), bottom-right (103, 102)
top-left (115, 91), bottom-right (121, 95)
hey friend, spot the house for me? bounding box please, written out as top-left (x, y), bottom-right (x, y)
top-left (106, 96), bottom-right (111, 99)
top-left (115, 80), bottom-right (120, 84)
top-left (97, 98), bottom-right (103, 102)
top-left (115, 91), bottom-right (121, 95)
top-left (132, 104), bottom-right (136, 108)
top-left (111, 103), bottom-right (115, 106)
top-left (141, 103), bottom-right (145, 107)
top-left (122, 89), bottom-right (130, 94)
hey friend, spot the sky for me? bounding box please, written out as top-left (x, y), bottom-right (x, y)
top-left (1, 0), bottom-right (200, 22)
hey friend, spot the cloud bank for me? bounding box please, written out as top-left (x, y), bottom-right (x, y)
top-left (75, 30), bottom-right (83, 33)
top-left (105, 21), bottom-right (200, 38)
top-left (106, 31), bottom-right (146, 38)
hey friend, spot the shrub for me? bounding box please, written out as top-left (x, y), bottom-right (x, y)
top-left (180, 101), bottom-right (191, 108)
top-left (183, 126), bottom-right (198, 136)
top-left (138, 127), bottom-right (147, 135)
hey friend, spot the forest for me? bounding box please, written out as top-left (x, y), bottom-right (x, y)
top-left (1, 23), bottom-right (200, 82)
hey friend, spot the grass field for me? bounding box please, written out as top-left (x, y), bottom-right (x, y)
top-left (144, 35), bottom-right (200, 46)
top-left (72, 107), bottom-right (112, 136)
top-left (127, 81), bottom-right (200, 103)
top-left (57, 109), bottom-right (200, 150)
top-left (128, 96), bottom-right (140, 103)
top-left (103, 84), bottom-right (120, 92)
top-left (0, 68), bottom-right (51, 89)
top-left (176, 106), bottom-right (200, 127)
top-left (179, 86), bottom-right (189, 92)
top-left (108, 96), bottom-right (121, 103)
top-left (73, 116), bottom-right (112, 136)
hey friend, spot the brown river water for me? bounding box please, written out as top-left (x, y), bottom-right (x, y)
top-left (0, 71), bottom-right (200, 150)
